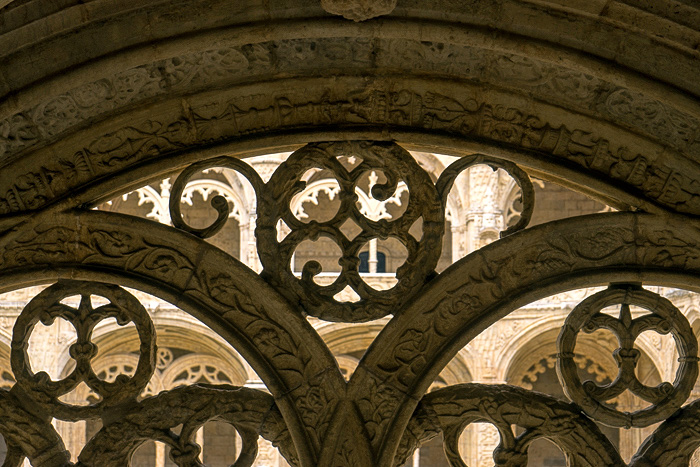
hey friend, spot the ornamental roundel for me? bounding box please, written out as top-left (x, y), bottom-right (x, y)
top-left (170, 141), bottom-right (534, 322)
top-left (556, 285), bottom-right (699, 428)
top-left (256, 141), bottom-right (444, 322)
top-left (10, 281), bottom-right (156, 420)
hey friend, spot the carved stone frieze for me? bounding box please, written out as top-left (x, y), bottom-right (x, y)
top-left (0, 83), bottom-right (690, 216)
top-left (1, 37), bottom-right (699, 218)
top-left (320, 0), bottom-right (397, 21)
top-left (3, 37), bottom-right (697, 163)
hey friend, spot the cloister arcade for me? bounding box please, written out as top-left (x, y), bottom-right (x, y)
top-left (0, 0), bottom-right (699, 466)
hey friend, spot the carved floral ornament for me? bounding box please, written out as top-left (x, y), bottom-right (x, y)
top-left (320, 0), bottom-right (397, 21)
top-left (2, 140), bottom-right (700, 466)
top-left (170, 141), bottom-right (534, 322)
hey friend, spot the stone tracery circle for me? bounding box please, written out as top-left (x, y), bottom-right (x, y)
top-left (10, 281), bottom-right (156, 420)
top-left (556, 286), bottom-right (699, 428)
top-left (256, 141), bottom-right (444, 322)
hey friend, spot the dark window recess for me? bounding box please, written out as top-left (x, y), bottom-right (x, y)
top-left (358, 251), bottom-right (386, 273)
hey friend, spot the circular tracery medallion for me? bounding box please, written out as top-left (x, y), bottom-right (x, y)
top-left (257, 141), bottom-right (444, 322)
top-left (11, 281), bottom-right (156, 420)
top-left (556, 285), bottom-right (698, 427)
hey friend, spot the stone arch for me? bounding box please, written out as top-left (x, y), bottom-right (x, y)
top-left (435, 348), bottom-right (474, 387)
top-left (495, 314), bottom-right (613, 383)
top-left (503, 324), bottom-right (620, 391)
top-left (290, 179), bottom-right (342, 222)
top-left (2, 4), bottom-right (699, 223)
top-left (179, 179), bottom-right (245, 223)
top-left (0, 209), bottom-right (343, 467)
top-left (89, 321), bottom-right (251, 388)
top-left (355, 211), bottom-right (700, 465)
top-left (161, 354), bottom-right (245, 387)
top-left (1, 3), bottom-right (699, 466)
top-left (318, 320), bottom-right (474, 387)
top-left (500, 317), bottom-right (666, 463)
top-left (502, 180), bottom-right (524, 230)
top-left (103, 185), bottom-right (170, 225)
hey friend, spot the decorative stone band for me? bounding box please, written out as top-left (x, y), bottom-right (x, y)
top-left (320, 0), bottom-right (397, 21)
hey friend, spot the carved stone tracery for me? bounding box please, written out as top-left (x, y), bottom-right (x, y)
top-left (2, 139), bottom-right (700, 465)
top-left (1, 2), bottom-right (700, 462)
top-left (557, 286), bottom-right (699, 428)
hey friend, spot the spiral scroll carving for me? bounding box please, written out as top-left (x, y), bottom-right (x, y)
top-left (257, 141), bottom-right (445, 322)
top-left (170, 142), bottom-right (534, 322)
top-left (435, 154), bottom-right (534, 238)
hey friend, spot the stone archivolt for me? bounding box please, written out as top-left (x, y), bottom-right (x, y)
top-left (1, 1), bottom-right (700, 466)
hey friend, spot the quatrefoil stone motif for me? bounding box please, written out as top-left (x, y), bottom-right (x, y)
top-left (256, 141), bottom-right (445, 322)
top-left (557, 285), bottom-right (699, 427)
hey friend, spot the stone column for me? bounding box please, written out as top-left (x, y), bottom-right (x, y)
top-left (253, 437), bottom-right (287, 467)
top-left (197, 427), bottom-right (204, 462)
top-left (465, 213), bottom-right (480, 254)
top-left (369, 238), bottom-right (378, 273)
top-left (247, 212), bottom-right (262, 272)
top-left (155, 442), bottom-right (166, 467)
top-left (475, 423), bottom-right (500, 467)
top-left (451, 223), bottom-right (461, 263)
